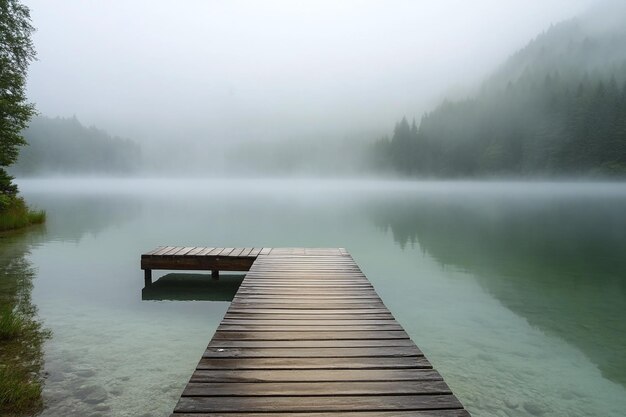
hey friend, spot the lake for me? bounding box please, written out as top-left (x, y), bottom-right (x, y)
top-left (4, 178), bottom-right (626, 417)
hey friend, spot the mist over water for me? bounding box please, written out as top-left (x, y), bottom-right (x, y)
top-left (20, 0), bottom-right (612, 177)
top-left (8, 178), bottom-right (626, 417)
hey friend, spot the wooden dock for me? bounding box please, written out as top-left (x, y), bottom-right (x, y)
top-left (141, 247), bottom-right (470, 416)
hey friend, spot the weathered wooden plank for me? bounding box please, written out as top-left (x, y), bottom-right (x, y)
top-left (175, 394), bottom-right (462, 413)
top-left (152, 246), bottom-right (176, 256)
top-left (172, 411), bottom-right (471, 417)
top-left (163, 246), bottom-right (183, 255)
top-left (236, 286), bottom-right (376, 292)
top-left (239, 281), bottom-right (373, 286)
top-left (256, 255), bottom-right (351, 258)
top-left (232, 297), bottom-right (383, 304)
top-left (253, 261), bottom-right (356, 264)
top-left (236, 285), bottom-right (371, 291)
top-left (255, 264), bottom-right (357, 267)
top-left (189, 368), bottom-right (443, 383)
top-left (235, 291), bottom-right (379, 297)
top-left (182, 380), bottom-right (451, 396)
top-left (244, 270), bottom-right (364, 274)
top-left (202, 346), bottom-right (423, 358)
top-left (217, 324), bottom-right (404, 332)
top-left (230, 248), bottom-right (245, 257)
top-left (240, 282), bottom-right (371, 286)
top-left (144, 246), bottom-right (165, 256)
top-left (195, 247), bottom-right (215, 256)
top-left (174, 247), bottom-right (196, 256)
top-left (225, 308), bottom-right (393, 315)
top-left (244, 272), bottom-right (364, 276)
top-left (218, 248), bottom-right (234, 256)
top-left (185, 247), bottom-right (205, 256)
top-left (219, 319), bottom-right (399, 326)
top-left (229, 303), bottom-right (387, 310)
top-left (223, 313), bottom-right (396, 321)
top-left (196, 356), bottom-right (432, 370)
top-left (243, 274), bottom-right (365, 278)
top-left (212, 330), bottom-right (409, 341)
top-left (238, 286), bottom-right (374, 291)
top-left (251, 267), bottom-right (361, 270)
top-left (207, 339), bottom-right (417, 348)
top-left (233, 293), bottom-right (380, 304)
top-left (234, 294), bottom-right (379, 299)
top-left (252, 261), bottom-right (359, 264)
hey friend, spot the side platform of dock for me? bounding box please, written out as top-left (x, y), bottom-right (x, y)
top-left (141, 247), bottom-right (470, 416)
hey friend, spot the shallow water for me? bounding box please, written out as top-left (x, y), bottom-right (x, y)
top-left (6, 178), bottom-right (626, 417)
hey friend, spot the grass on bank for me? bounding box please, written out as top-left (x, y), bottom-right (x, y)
top-left (0, 309), bottom-right (27, 340)
top-left (0, 197), bottom-right (45, 232)
top-left (0, 307), bottom-right (47, 416)
top-left (0, 365), bottom-right (43, 414)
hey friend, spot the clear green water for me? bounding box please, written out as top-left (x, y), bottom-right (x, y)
top-left (5, 178), bottom-right (626, 417)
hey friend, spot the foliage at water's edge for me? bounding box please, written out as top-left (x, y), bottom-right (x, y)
top-left (0, 230), bottom-right (50, 416)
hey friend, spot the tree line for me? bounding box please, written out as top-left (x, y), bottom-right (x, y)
top-left (375, 15), bottom-right (626, 177)
top-left (11, 116), bottom-right (140, 176)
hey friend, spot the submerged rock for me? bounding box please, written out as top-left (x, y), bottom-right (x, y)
top-left (94, 404), bottom-right (111, 412)
top-left (523, 401), bottom-right (547, 416)
top-left (503, 397), bottom-right (519, 409)
top-left (76, 385), bottom-right (108, 404)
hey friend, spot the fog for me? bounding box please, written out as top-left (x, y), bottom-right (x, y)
top-left (21, 0), bottom-right (613, 175)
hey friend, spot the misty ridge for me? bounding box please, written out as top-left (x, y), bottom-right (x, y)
top-left (377, 2), bottom-right (626, 178)
top-left (12, 116), bottom-right (140, 176)
top-left (12, 0), bottom-right (626, 178)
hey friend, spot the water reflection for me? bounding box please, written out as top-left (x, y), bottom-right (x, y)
top-left (370, 190), bottom-right (626, 387)
top-left (17, 191), bottom-right (141, 244)
top-left (142, 274), bottom-right (244, 302)
top-left (0, 228), bottom-right (50, 416)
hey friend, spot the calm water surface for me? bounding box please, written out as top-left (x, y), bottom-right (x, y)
top-left (5, 178), bottom-right (626, 417)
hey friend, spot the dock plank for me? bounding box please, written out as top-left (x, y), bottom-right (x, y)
top-left (182, 380), bottom-right (450, 396)
top-left (163, 246), bottom-right (183, 255)
top-left (196, 356), bottom-right (432, 369)
top-left (153, 246), bottom-right (175, 256)
top-left (189, 368), bottom-right (443, 383)
top-left (207, 339), bottom-right (417, 348)
top-left (172, 411), bottom-right (471, 417)
top-left (144, 246), bottom-right (165, 256)
top-left (202, 346), bottom-right (423, 358)
top-left (175, 394), bottom-right (462, 413)
top-left (195, 247), bottom-right (214, 256)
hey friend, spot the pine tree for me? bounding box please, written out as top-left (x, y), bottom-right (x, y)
top-left (0, 0), bottom-right (36, 199)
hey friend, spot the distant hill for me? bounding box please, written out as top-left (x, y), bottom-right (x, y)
top-left (11, 116), bottom-right (141, 176)
top-left (489, 2), bottom-right (626, 90)
top-left (377, 2), bottom-right (626, 177)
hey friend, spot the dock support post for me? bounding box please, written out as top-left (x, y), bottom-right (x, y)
top-left (144, 269), bottom-right (152, 286)
top-left (212, 270), bottom-right (219, 280)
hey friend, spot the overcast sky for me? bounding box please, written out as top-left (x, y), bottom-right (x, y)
top-left (24, 0), bottom-right (598, 144)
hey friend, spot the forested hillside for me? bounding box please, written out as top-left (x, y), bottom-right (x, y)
top-left (377, 5), bottom-right (626, 177)
top-left (11, 116), bottom-right (140, 176)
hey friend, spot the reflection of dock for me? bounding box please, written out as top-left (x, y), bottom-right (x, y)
top-left (141, 247), bottom-right (470, 416)
top-left (141, 273), bottom-right (244, 301)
